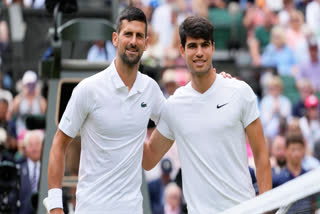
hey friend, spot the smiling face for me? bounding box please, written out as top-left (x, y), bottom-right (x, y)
top-left (113, 19), bottom-right (148, 66)
top-left (180, 37), bottom-right (214, 76)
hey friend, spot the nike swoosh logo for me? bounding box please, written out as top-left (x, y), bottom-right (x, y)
top-left (141, 102), bottom-right (147, 108)
top-left (217, 103), bottom-right (228, 109)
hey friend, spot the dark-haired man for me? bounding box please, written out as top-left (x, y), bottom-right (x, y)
top-left (273, 134), bottom-right (307, 188)
top-left (272, 134), bottom-right (314, 213)
top-left (143, 16), bottom-right (272, 213)
top-left (47, 7), bottom-right (165, 214)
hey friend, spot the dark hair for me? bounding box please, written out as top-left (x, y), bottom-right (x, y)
top-left (179, 16), bottom-right (214, 48)
top-left (116, 6), bottom-right (148, 37)
top-left (286, 133), bottom-right (304, 147)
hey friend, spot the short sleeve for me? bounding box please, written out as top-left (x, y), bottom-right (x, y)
top-left (240, 82), bottom-right (260, 128)
top-left (156, 102), bottom-right (175, 141)
top-left (59, 81), bottom-right (91, 138)
top-left (150, 81), bottom-right (166, 125)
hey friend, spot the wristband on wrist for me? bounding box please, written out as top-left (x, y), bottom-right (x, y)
top-left (47, 188), bottom-right (63, 211)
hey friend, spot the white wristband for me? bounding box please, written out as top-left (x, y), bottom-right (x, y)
top-left (47, 188), bottom-right (63, 211)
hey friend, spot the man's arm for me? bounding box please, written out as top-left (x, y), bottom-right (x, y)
top-left (143, 129), bottom-right (174, 171)
top-left (246, 118), bottom-right (272, 195)
top-left (47, 129), bottom-right (73, 214)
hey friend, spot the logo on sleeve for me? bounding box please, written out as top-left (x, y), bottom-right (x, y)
top-left (217, 103), bottom-right (228, 109)
top-left (141, 102), bottom-right (147, 108)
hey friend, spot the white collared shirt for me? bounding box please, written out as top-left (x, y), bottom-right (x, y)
top-left (59, 60), bottom-right (165, 214)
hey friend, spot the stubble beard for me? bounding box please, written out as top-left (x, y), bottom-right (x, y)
top-left (189, 63), bottom-right (212, 77)
top-left (120, 47), bottom-right (142, 66)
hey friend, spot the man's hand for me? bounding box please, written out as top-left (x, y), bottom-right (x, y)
top-left (219, 71), bottom-right (232, 79)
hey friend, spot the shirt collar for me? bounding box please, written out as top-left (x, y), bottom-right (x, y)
top-left (110, 60), bottom-right (147, 93)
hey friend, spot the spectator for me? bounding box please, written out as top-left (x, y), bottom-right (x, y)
top-left (296, 38), bottom-right (320, 92)
top-left (260, 75), bottom-right (292, 140)
top-left (306, 0), bottom-right (320, 40)
top-left (87, 40), bottom-right (116, 62)
top-left (292, 79), bottom-right (314, 118)
top-left (270, 135), bottom-right (287, 175)
top-left (272, 133), bottom-right (314, 213)
top-left (161, 69), bottom-right (179, 98)
top-left (272, 134), bottom-right (306, 182)
top-left (161, 68), bottom-right (191, 98)
top-left (165, 26), bottom-right (186, 67)
top-left (12, 71), bottom-right (47, 136)
top-left (286, 10), bottom-right (309, 60)
top-left (278, 0), bottom-right (295, 28)
top-left (248, 9), bottom-right (276, 66)
top-left (148, 158), bottom-right (173, 214)
top-left (261, 26), bottom-right (297, 76)
top-left (299, 95), bottom-right (320, 154)
top-left (0, 98), bottom-right (20, 162)
top-left (243, 0), bottom-right (270, 39)
top-left (163, 182), bottom-right (182, 214)
top-left (19, 130), bottom-right (44, 214)
top-left (141, 25), bottom-right (164, 67)
top-left (151, 0), bottom-right (181, 48)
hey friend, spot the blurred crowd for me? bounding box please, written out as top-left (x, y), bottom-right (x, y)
top-left (0, 0), bottom-right (320, 213)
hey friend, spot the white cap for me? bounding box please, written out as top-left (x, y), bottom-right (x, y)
top-left (22, 70), bottom-right (37, 85)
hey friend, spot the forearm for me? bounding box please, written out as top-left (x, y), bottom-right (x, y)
top-left (48, 130), bottom-right (71, 189)
top-left (142, 129), bottom-right (174, 171)
top-left (48, 145), bottom-right (66, 189)
top-left (142, 143), bottom-right (160, 171)
top-left (255, 155), bottom-right (272, 194)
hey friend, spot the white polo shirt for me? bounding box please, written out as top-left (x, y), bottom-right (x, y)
top-left (59, 60), bottom-right (165, 214)
top-left (157, 74), bottom-right (259, 213)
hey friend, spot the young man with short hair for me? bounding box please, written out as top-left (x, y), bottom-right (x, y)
top-left (143, 16), bottom-right (272, 213)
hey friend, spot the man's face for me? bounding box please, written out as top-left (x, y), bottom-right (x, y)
top-left (25, 135), bottom-right (42, 162)
top-left (272, 136), bottom-right (286, 166)
top-left (286, 143), bottom-right (304, 166)
top-left (180, 37), bottom-right (214, 76)
top-left (113, 20), bottom-right (148, 66)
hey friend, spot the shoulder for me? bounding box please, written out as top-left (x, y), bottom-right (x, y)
top-left (76, 69), bottom-right (108, 92)
top-left (219, 76), bottom-right (253, 95)
top-left (139, 72), bottom-right (159, 88)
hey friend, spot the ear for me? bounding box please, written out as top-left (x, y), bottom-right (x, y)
top-left (112, 32), bottom-right (118, 47)
top-left (179, 44), bottom-right (185, 58)
top-left (144, 36), bottom-right (149, 51)
top-left (212, 42), bottom-right (215, 54)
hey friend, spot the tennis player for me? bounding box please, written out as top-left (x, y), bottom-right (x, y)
top-left (47, 7), bottom-right (165, 214)
top-left (143, 16), bottom-right (272, 213)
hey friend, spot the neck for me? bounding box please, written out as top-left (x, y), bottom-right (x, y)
top-left (115, 58), bottom-right (139, 91)
top-left (287, 162), bottom-right (302, 177)
top-left (191, 68), bottom-right (216, 94)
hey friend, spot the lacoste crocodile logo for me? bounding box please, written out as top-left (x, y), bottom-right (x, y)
top-left (141, 102), bottom-right (147, 108)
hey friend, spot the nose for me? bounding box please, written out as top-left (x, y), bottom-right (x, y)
top-left (129, 34), bottom-right (137, 46)
top-left (196, 46), bottom-right (203, 57)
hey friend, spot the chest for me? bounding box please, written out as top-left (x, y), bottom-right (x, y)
top-left (171, 93), bottom-right (242, 137)
top-left (87, 90), bottom-right (152, 137)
